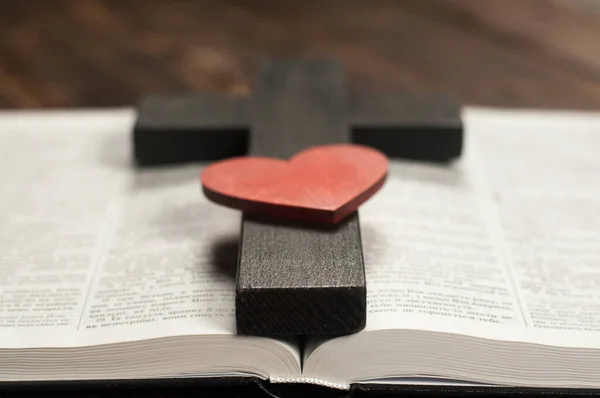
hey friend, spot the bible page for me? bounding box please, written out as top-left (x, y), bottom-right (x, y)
top-left (354, 108), bottom-right (600, 348)
top-left (0, 111), bottom-right (132, 347)
top-left (0, 111), bottom-right (297, 357)
top-left (470, 109), bottom-right (600, 346)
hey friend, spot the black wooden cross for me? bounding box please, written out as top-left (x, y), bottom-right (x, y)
top-left (133, 59), bottom-right (462, 336)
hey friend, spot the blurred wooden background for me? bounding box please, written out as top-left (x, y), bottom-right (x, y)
top-left (1, 0), bottom-right (599, 110)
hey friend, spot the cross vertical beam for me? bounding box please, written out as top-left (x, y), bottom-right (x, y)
top-left (236, 60), bottom-right (365, 335)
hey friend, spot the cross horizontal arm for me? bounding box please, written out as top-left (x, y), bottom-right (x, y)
top-left (133, 91), bottom-right (462, 166)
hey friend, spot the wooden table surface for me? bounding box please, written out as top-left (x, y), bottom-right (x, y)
top-left (1, 0), bottom-right (599, 110)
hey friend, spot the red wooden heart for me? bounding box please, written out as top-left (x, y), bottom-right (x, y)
top-left (201, 144), bottom-right (389, 223)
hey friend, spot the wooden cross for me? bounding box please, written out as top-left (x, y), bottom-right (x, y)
top-left (133, 59), bottom-right (463, 336)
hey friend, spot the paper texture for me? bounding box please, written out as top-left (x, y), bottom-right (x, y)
top-left (301, 109), bottom-right (600, 389)
top-left (77, 166), bottom-right (242, 337)
top-left (358, 108), bottom-right (600, 346)
top-left (360, 160), bottom-right (522, 328)
top-left (473, 111), bottom-right (600, 333)
top-left (0, 111), bottom-right (246, 348)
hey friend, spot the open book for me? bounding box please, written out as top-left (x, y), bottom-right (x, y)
top-left (1, 108), bottom-right (599, 390)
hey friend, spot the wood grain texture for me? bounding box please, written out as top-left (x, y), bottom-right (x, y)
top-left (133, 90), bottom-right (463, 165)
top-left (351, 92), bottom-right (463, 162)
top-left (201, 144), bottom-right (388, 224)
top-left (238, 214), bottom-right (366, 335)
top-left (1, 1), bottom-right (600, 110)
top-left (236, 59), bottom-right (367, 335)
top-left (133, 94), bottom-right (249, 166)
top-left (247, 59), bottom-right (349, 158)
